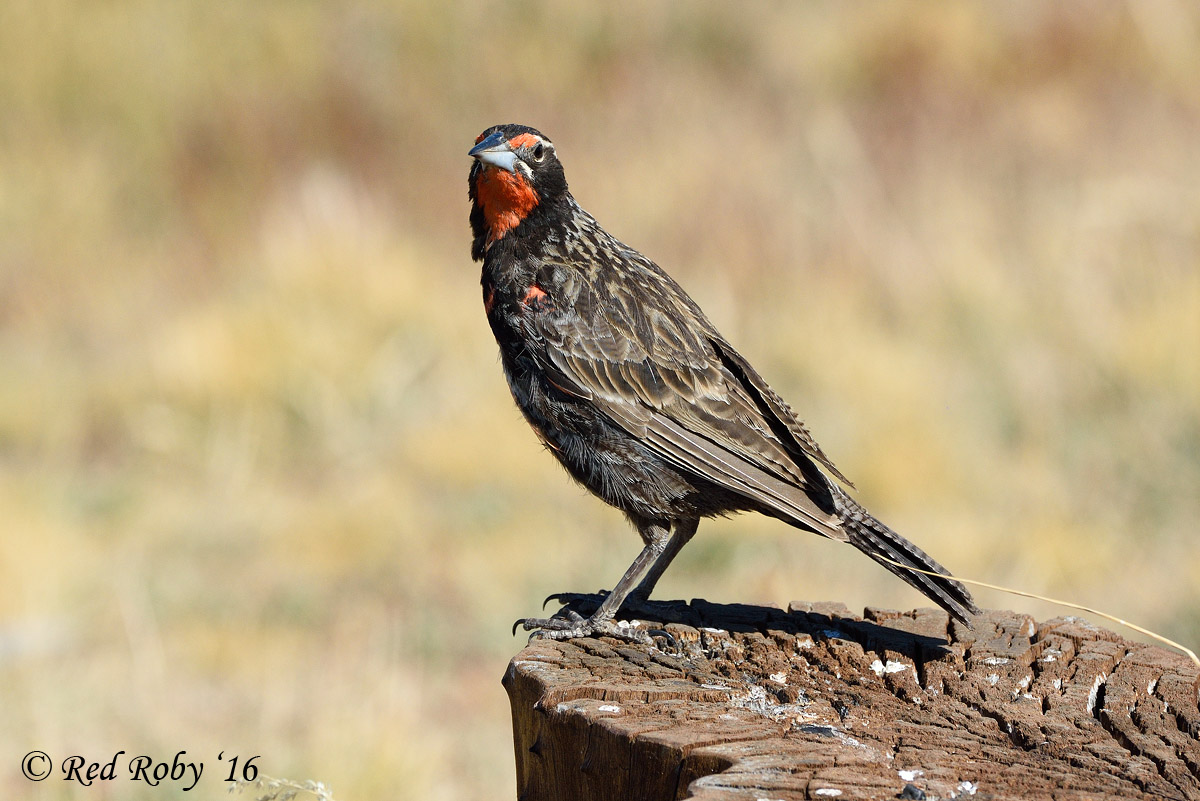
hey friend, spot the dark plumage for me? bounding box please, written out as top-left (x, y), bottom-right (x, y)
top-left (468, 124), bottom-right (978, 640)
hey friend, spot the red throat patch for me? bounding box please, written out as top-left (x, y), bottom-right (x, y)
top-left (475, 167), bottom-right (539, 245)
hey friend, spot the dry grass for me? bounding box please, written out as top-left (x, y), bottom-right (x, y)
top-left (2, 2), bottom-right (1197, 799)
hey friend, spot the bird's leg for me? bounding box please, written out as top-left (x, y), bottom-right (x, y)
top-left (626, 517), bottom-right (699, 606)
top-left (518, 522), bottom-right (672, 643)
top-left (541, 518), bottom-right (701, 617)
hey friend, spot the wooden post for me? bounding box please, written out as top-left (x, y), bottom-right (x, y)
top-left (504, 599), bottom-right (1200, 801)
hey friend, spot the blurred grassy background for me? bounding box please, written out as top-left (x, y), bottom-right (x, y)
top-left (2, 1), bottom-right (1197, 798)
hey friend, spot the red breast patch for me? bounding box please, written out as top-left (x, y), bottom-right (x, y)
top-left (521, 284), bottom-right (549, 305)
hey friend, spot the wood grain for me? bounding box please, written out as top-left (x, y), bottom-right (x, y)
top-left (504, 599), bottom-right (1200, 800)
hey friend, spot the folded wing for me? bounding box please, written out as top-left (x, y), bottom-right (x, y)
top-left (529, 257), bottom-right (848, 540)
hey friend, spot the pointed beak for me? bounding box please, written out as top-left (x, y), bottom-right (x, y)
top-left (469, 130), bottom-right (518, 173)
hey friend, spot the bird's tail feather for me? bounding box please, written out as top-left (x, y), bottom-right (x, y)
top-left (829, 485), bottom-right (979, 627)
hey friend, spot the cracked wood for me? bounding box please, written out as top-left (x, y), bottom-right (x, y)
top-left (504, 600), bottom-right (1200, 801)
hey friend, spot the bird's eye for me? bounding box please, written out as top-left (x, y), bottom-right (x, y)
top-left (531, 143), bottom-right (546, 162)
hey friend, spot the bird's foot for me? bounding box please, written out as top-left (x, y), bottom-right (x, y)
top-left (542, 589), bottom-right (669, 616)
top-left (515, 610), bottom-right (664, 645)
top-left (543, 589), bottom-right (683, 622)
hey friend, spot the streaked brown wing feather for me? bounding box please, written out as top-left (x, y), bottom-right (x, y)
top-left (710, 337), bottom-right (855, 488)
top-left (638, 411), bottom-right (845, 539)
top-left (531, 259), bottom-right (844, 536)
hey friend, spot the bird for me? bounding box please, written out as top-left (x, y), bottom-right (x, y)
top-left (467, 123), bottom-right (978, 642)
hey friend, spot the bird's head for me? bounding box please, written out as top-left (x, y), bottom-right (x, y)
top-left (468, 124), bottom-right (567, 260)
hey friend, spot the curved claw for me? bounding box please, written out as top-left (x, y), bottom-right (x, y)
top-left (647, 628), bottom-right (676, 649)
top-left (512, 616), bottom-right (555, 636)
top-left (514, 609), bottom-right (589, 638)
top-left (542, 590), bottom-right (609, 611)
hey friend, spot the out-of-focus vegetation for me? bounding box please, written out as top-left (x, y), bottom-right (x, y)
top-left (2, 2), bottom-right (1197, 798)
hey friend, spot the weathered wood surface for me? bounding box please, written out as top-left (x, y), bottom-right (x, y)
top-left (504, 599), bottom-right (1200, 801)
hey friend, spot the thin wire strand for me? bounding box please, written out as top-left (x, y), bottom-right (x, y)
top-left (873, 555), bottom-right (1200, 669)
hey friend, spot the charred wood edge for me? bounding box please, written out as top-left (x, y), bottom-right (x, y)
top-left (504, 598), bottom-right (1200, 801)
